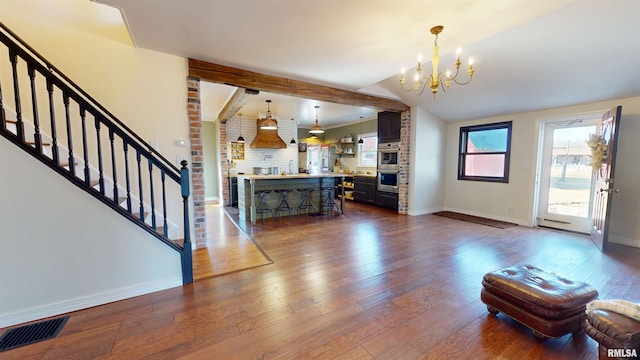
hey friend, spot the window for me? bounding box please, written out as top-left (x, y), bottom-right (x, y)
top-left (358, 132), bottom-right (377, 167)
top-left (458, 121), bottom-right (512, 182)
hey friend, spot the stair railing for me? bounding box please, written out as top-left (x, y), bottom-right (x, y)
top-left (0, 22), bottom-right (192, 284)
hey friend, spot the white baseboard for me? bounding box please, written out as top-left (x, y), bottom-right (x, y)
top-left (609, 235), bottom-right (640, 248)
top-left (0, 278), bottom-right (182, 328)
top-left (407, 207), bottom-right (443, 216)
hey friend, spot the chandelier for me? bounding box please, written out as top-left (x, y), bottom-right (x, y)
top-left (309, 105), bottom-right (325, 134)
top-left (400, 25), bottom-right (475, 99)
top-left (259, 100), bottom-right (278, 130)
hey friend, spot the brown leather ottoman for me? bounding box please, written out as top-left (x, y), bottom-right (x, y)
top-left (481, 264), bottom-right (599, 340)
top-left (584, 309), bottom-right (640, 360)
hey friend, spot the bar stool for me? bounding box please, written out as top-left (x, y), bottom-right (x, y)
top-left (296, 188), bottom-right (317, 216)
top-left (321, 186), bottom-right (340, 215)
top-left (274, 189), bottom-right (294, 220)
top-left (255, 190), bottom-right (273, 223)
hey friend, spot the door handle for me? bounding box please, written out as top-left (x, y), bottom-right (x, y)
top-left (599, 188), bottom-right (620, 193)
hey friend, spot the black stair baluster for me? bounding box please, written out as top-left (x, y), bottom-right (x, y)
top-left (123, 142), bottom-right (132, 213)
top-left (63, 94), bottom-right (75, 177)
top-left (46, 78), bottom-right (59, 165)
top-left (161, 169), bottom-right (168, 237)
top-left (79, 106), bottom-right (90, 185)
top-left (136, 149), bottom-right (144, 221)
top-left (0, 78), bottom-right (6, 127)
top-left (27, 63), bottom-right (42, 153)
top-left (94, 116), bottom-right (104, 195)
top-left (8, 48), bottom-right (24, 141)
top-left (109, 128), bottom-right (118, 202)
top-left (148, 158), bottom-right (156, 230)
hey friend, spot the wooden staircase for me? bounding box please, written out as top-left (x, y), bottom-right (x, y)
top-left (0, 22), bottom-right (193, 284)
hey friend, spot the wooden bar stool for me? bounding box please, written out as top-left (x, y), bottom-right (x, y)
top-left (296, 188), bottom-right (317, 216)
top-left (255, 190), bottom-right (273, 223)
top-left (274, 189), bottom-right (294, 220)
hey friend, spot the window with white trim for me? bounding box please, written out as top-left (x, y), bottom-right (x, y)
top-left (358, 132), bottom-right (377, 167)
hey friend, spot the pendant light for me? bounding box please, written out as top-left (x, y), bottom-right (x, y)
top-left (259, 100), bottom-right (278, 130)
top-left (290, 118), bottom-right (297, 144)
top-left (358, 116), bottom-right (364, 144)
top-left (237, 113), bottom-right (245, 142)
top-left (309, 105), bottom-right (325, 134)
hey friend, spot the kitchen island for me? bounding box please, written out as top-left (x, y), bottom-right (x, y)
top-left (237, 173), bottom-right (346, 224)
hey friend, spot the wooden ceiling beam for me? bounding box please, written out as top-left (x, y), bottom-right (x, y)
top-left (217, 87), bottom-right (259, 123)
top-left (188, 58), bottom-right (409, 113)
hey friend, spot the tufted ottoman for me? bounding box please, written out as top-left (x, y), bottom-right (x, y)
top-left (481, 264), bottom-right (599, 340)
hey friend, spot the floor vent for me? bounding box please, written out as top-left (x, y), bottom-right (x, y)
top-left (0, 316), bottom-right (69, 352)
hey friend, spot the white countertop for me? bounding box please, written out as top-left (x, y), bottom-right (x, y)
top-left (237, 173), bottom-right (348, 180)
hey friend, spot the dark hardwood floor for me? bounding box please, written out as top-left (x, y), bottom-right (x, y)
top-left (2, 202), bottom-right (638, 359)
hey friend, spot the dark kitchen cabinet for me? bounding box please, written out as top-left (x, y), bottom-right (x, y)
top-left (377, 111), bottom-right (401, 143)
top-left (366, 177), bottom-right (377, 204)
top-left (228, 176), bottom-right (238, 207)
top-left (376, 191), bottom-right (399, 210)
top-left (354, 176), bottom-right (378, 204)
top-left (353, 176), bottom-right (367, 202)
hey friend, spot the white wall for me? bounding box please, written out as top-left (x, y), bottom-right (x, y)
top-left (408, 106), bottom-right (447, 215)
top-left (441, 96), bottom-right (640, 247)
top-left (0, 138), bottom-right (182, 328)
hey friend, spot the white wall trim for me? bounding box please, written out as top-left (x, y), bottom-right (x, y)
top-left (407, 207), bottom-right (443, 216)
top-left (609, 235), bottom-right (640, 249)
top-left (0, 278), bottom-right (181, 328)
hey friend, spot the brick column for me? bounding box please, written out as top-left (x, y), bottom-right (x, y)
top-left (220, 121), bottom-right (229, 206)
top-left (398, 110), bottom-right (411, 214)
top-left (187, 77), bottom-right (207, 248)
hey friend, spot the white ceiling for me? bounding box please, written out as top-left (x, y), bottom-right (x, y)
top-left (13, 0), bottom-right (640, 128)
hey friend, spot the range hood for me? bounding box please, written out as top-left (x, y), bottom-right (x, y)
top-left (249, 118), bottom-right (287, 149)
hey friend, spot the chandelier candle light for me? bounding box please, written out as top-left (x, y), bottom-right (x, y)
top-left (400, 25), bottom-right (475, 99)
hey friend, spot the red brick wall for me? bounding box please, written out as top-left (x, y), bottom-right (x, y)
top-left (398, 110), bottom-right (411, 214)
top-left (187, 77), bottom-right (207, 248)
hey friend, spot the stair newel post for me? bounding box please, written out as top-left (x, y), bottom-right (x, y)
top-left (46, 78), bottom-right (59, 166)
top-left (161, 169), bottom-right (168, 237)
top-left (123, 142), bottom-right (132, 213)
top-left (9, 48), bottom-right (24, 142)
top-left (148, 157), bottom-right (157, 230)
top-left (94, 116), bottom-right (104, 196)
top-left (136, 149), bottom-right (144, 221)
top-left (27, 63), bottom-right (42, 154)
top-left (109, 128), bottom-right (118, 202)
top-left (63, 94), bottom-right (75, 177)
top-left (180, 160), bottom-right (193, 284)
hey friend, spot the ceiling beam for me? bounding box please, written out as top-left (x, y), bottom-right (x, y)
top-left (188, 58), bottom-right (409, 113)
top-left (217, 87), bottom-right (259, 124)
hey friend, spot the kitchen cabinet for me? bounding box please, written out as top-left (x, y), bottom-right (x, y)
top-left (366, 177), bottom-right (377, 204)
top-left (228, 176), bottom-right (238, 207)
top-left (376, 191), bottom-right (399, 210)
top-left (354, 175), bottom-right (377, 204)
top-left (377, 111), bottom-right (401, 143)
top-left (353, 176), bottom-right (367, 202)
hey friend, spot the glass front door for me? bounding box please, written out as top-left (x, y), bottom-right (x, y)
top-left (537, 118), bottom-right (598, 233)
